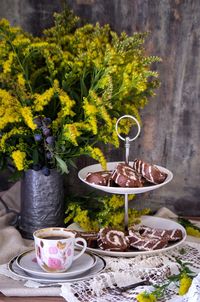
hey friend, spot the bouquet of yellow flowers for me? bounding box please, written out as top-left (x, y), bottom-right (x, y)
top-left (0, 8), bottom-right (160, 176)
top-left (64, 193), bottom-right (150, 231)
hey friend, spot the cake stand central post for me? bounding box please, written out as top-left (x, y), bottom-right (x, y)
top-left (124, 193), bottom-right (129, 232)
top-left (115, 115), bottom-right (141, 233)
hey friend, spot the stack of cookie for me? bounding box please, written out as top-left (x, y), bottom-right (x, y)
top-left (74, 225), bottom-right (183, 252)
top-left (85, 159), bottom-right (167, 188)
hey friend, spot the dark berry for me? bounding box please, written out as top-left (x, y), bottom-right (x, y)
top-left (42, 127), bottom-right (51, 137)
top-left (41, 166), bottom-right (50, 176)
top-left (46, 136), bottom-right (55, 145)
top-left (43, 117), bottom-right (51, 126)
top-left (33, 117), bottom-right (42, 128)
top-left (34, 134), bottom-right (42, 142)
top-left (32, 164), bottom-right (42, 171)
top-left (46, 151), bottom-right (52, 159)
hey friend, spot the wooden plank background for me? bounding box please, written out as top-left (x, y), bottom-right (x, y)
top-left (0, 0), bottom-right (199, 216)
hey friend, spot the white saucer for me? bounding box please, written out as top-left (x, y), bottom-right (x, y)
top-left (9, 253), bottom-right (106, 283)
top-left (16, 249), bottom-right (97, 278)
top-left (78, 161), bottom-right (173, 194)
top-left (75, 216), bottom-right (186, 257)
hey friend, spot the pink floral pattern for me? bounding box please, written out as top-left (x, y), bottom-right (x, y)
top-left (34, 228), bottom-right (86, 272)
top-left (48, 257), bottom-right (62, 269)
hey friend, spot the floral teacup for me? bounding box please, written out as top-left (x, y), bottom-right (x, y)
top-left (33, 227), bottom-right (87, 273)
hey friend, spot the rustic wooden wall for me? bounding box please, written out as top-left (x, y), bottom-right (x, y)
top-left (0, 0), bottom-right (199, 216)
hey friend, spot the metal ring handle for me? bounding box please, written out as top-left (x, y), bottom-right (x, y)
top-left (115, 115), bottom-right (141, 142)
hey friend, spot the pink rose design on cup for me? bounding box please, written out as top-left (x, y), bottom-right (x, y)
top-left (33, 227), bottom-right (87, 272)
top-left (48, 257), bottom-right (62, 269)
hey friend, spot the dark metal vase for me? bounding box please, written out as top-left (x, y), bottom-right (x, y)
top-left (19, 169), bottom-right (65, 239)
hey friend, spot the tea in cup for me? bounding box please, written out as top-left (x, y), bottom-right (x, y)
top-left (33, 227), bottom-right (87, 273)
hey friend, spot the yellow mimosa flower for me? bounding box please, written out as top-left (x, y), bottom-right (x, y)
top-left (34, 88), bottom-right (54, 111)
top-left (186, 226), bottom-right (200, 237)
top-left (17, 73), bottom-right (26, 88)
top-left (136, 292), bottom-right (157, 302)
top-left (179, 274), bottom-right (192, 295)
top-left (63, 124), bottom-right (81, 146)
top-left (11, 150), bottom-right (26, 171)
top-left (3, 52), bottom-right (14, 74)
top-left (20, 107), bottom-right (37, 130)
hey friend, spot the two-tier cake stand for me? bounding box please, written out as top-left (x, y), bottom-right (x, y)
top-left (78, 115), bottom-right (173, 232)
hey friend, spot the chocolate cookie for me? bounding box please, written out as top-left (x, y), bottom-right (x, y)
top-left (85, 171), bottom-right (112, 186)
top-left (111, 163), bottom-right (145, 187)
top-left (133, 159), bottom-right (167, 184)
top-left (76, 231), bottom-right (98, 248)
top-left (137, 225), bottom-right (183, 242)
top-left (98, 228), bottom-right (129, 251)
top-left (128, 229), bottom-right (168, 251)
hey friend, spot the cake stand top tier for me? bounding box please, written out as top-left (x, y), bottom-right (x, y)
top-left (79, 115), bottom-right (173, 194)
top-left (78, 161), bottom-right (173, 195)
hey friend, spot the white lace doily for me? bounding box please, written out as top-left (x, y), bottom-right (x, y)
top-left (60, 241), bottom-right (200, 302)
top-left (1, 242), bottom-right (200, 302)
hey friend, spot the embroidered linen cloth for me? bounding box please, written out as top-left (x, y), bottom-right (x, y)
top-left (0, 182), bottom-right (200, 301)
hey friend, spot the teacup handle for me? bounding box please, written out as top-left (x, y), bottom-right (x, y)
top-left (73, 237), bottom-right (87, 261)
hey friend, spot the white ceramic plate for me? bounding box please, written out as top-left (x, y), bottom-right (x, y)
top-left (76, 216), bottom-right (186, 257)
top-left (78, 162), bottom-right (173, 194)
top-left (8, 253), bottom-right (106, 283)
top-left (16, 249), bottom-right (97, 278)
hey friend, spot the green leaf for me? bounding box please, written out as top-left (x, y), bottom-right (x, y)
top-left (67, 158), bottom-right (77, 169)
top-left (62, 80), bottom-right (68, 91)
top-left (8, 170), bottom-right (23, 182)
top-left (178, 217), bottom-right (200, 232)
top-left (80, 74), bottom-right (88, 98)
top-left (179, 247), bottom-right (186, 255)
top-left (55, 155), bottom-right (69, 174)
